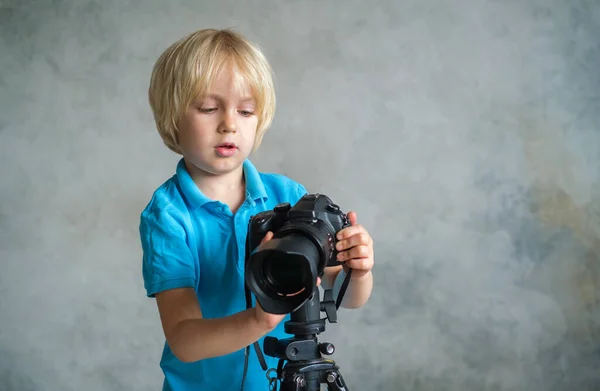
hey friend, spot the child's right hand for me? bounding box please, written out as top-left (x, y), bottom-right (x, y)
top-left (254, 300), bottom-right (285, 330)
top-left (252, 231), bottom-right (286, 330)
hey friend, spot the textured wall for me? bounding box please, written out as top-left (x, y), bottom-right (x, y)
top-left (1, 1), bottom-right (599, 390)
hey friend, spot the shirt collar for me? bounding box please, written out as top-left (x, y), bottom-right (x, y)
top-left (242, 159), bottom-right (268, 204)
top-left (175, 158), bottom-right (267, 210)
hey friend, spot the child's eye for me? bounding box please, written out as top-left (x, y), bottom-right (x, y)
top-left (239, 110), bottom-right (254, 116)
top-left (199, 107), bottom-right (217, 113)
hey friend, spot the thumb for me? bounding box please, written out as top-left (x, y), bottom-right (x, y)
top-left (347, 211), bottom-right (358, 226)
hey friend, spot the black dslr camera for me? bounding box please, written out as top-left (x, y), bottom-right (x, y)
top-left (244, 193), bottom-right (351, 314)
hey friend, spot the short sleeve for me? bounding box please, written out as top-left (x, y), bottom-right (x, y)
top-left (293, 183), bottom-right (308, 204)
top-left (139, 207), bottom-right (197, 297)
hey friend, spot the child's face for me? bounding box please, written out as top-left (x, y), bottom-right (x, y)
top-left (177, 66), bottom-right (259, 179)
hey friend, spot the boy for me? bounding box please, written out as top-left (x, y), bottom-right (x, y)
top-left (139, 28), bottom-right (374, 391)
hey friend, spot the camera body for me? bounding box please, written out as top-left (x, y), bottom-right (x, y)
top-left (247, 193), bottom-right (350, 266)
top-left (245, 193), bottom-right (351, 314)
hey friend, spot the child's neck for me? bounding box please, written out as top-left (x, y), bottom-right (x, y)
top-left (185, 162), bottom-right (246, 214)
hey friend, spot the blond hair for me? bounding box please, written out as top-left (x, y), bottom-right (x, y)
top-left (148, 28), bottom-right (276, 154)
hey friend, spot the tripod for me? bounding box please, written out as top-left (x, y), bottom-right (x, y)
top-left (262, 288), bottom-right (349, 391)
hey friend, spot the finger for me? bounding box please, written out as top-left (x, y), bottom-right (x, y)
top-left (336, 232), bottom-right (371, 251)
top-left (316, 277), bottom-right (322, 286)
top-left (343, 257), bottom-right (373, 271)
top-left (260, 231), bottom-right (274, 244)
top-left (337, 245), bottom-right (371, 261)
top-left (336, 224), bottom-right (366, 240)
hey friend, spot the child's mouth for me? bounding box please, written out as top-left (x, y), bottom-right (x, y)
top-left (215, 143), bottom-right (237, 157)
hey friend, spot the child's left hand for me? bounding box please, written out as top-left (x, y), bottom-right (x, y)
top-left (335, 211), bottom-right (374, 278)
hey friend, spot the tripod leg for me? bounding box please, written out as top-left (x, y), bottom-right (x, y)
top-left (325, 369), bottom-right (348, 391)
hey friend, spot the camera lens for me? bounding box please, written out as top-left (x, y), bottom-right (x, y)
top-left (247, 233), bottom-right (323, 314)
top-left (262, 254), bottom-right (308, 296)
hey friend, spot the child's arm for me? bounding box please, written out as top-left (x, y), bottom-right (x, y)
top-left (140, 207), bottom-right (286, 362)
top-left (155, 287), bottom-right (284, 363)
top-left (322, 266), bottom-right (373, 309)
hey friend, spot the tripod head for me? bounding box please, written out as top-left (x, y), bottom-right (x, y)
top-left (264, 286), bottom-right (337, 362)
top-left (262, 286), bottom-right (349, 391)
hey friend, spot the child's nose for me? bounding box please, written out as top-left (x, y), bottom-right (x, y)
top-left (219, 113), bottom-right (237, 133)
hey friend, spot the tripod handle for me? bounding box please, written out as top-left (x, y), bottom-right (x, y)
top-left (319, 342), bottom-right (335, 356)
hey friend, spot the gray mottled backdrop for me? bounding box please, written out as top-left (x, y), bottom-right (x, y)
top-left (1, 0), bottom-right (599, 390)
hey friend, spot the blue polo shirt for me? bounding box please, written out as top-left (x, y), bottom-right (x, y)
top-left (139, 158), bottom-right (308, 391)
